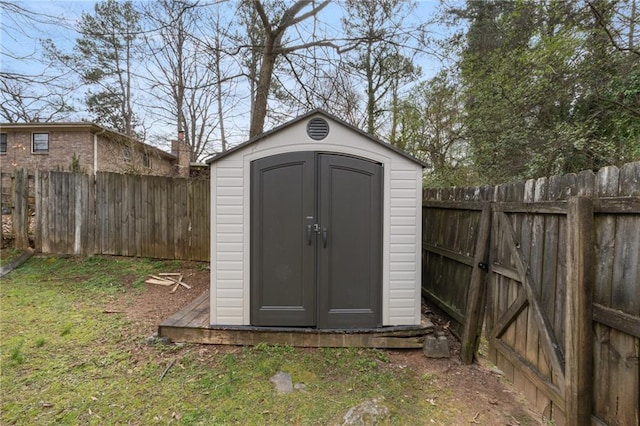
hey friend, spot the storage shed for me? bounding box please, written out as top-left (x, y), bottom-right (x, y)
top-left (208, 110), bottom-right (425, 330)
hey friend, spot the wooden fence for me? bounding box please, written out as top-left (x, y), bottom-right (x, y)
top-left (6, 170), bottom-right (209, 261)
top-left (422, 161), bottom-right (640, 426)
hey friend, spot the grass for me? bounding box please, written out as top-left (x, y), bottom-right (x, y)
top-left (0, 247), bottom-right (23, 268)
top-left (1, 255), bottom-right (485, 425)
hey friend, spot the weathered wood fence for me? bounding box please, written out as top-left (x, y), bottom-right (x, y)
top-left (5, 170), bottom-right (209, 261)
top-left (422, 161), bottom-right (640, 426)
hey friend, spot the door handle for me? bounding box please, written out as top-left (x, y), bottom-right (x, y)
top-left (322, 228), bottom-right (328, 248)
top-left (307, 224), bottom-right (312, 245)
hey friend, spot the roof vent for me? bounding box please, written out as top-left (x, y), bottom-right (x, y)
top-left (306, 117), bottom-right (329, 140)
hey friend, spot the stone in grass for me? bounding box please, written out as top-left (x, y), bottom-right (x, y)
top-left (422, 333), bottom-right (450, 358)
top-left (340, 397), bottom-right (390, 426)
top-left (270, 371), bottom-right (293, 394)
top-left (145, 333), bottom-right (172, 346)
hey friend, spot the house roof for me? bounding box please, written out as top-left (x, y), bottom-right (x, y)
top-left (0, 121), bottom-right (176, 160)
top-left (205, 109), bottom-right (426, 167)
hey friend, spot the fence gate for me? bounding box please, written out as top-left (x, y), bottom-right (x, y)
top-left (423, 162), bottom-right (640, 426)
top-left (485, 208), bottom-right (567, 421)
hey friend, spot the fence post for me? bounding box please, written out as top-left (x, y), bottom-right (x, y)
top-left (565, 196), bottom-right (594, 426)
top-left (460, 202), bottom-right (492, 364)
top-left (12, 168), bottom-right (30, 249)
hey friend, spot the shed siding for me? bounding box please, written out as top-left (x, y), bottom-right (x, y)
top-left (210, 160), bottom-right (245, 324)
top-left (211, 114), bottom-right (422, 326)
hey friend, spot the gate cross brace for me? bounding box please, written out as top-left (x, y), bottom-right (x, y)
top-left (495, 212), bottom-right (566, 388)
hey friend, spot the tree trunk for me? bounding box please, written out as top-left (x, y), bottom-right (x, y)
top-left (250, 34), bottom-right (277, 138)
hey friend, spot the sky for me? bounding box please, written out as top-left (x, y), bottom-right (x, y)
top-left (1, 0), bottom-right (455, 153)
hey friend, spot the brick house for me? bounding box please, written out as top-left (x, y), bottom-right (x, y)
top-left (0, 122), bottom-right (191, 177)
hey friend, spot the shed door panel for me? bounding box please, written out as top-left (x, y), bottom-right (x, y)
top-left (250, 152), bottom-right (315, 326)
top-left (251, 152), bottom-right (382, 329)
top-left (318, 154), bottom-right (382, 328)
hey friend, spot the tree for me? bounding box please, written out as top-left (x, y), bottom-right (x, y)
top-left (0, 2), bottom-right (76, 122)
top-left (452, 0), bottom-right (639, 184)
top-left (340, 0), bottom-right (423, 137)
top-left (82, 0), bottom-right (141, 136)
top-left (0, 77), bottom-right (74, 123)
top-left (46, 0), bottom-right (142, 136)
top-left (395, 71), bottom-right (471, 187)
top-left (141, 0), bottom-right (227, 160)
top-left (248, 0), bottom-right (331, 138)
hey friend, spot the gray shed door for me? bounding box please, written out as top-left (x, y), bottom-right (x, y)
top-left (251, 152), bottom-right (382, 328)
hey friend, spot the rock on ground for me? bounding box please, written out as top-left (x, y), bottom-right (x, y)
top-left (269, 371), bottom-right (293, 394)
top-left (340, 397), bottom-right (390, 426)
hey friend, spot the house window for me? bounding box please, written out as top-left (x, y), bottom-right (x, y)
top-left (0, 133), bottom-right (6, 154)
top-left (143, 152), bottom-right (150, 168)
top-left (123, 145), bottom-right (132, 162)
top-left (32, 133), bottom-right (49, 153)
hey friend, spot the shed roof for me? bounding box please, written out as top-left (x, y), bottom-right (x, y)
top-left (206, 109), bottom-right (426, 167)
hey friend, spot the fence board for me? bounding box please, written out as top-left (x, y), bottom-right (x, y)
top-left (565, 197), bottom-right (595, 426)
top-left (3, 170), bottom-right (209, 261)
top-left (460, 203), bottom-right (491, 363)
top-left (592, 166), bottom-right (619, 425)
top-left (13, 169), bottom-right (29, 249)
top-left (605, 162), bottom-right (640, 426)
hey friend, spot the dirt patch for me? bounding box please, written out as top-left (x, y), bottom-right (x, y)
top-left (109, 265), bottom-right (543, 425)
top-left (105, 263), bottom-right (210, 337)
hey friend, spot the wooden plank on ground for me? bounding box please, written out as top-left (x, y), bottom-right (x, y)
top-left (161, 292), bottom-right (210, 327)
top-left (159, 326), bottom-right (431, 349)
top-left (145, 279), bottom-right (174, 286)
top-left (0, 248), bottom-right (35, 277)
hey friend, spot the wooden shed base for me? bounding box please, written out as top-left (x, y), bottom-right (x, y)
top-left (158, 292), bottom-right (434, 349)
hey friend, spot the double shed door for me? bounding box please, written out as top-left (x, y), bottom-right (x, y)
top-left (251, 152), bottom-right (382, 329)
